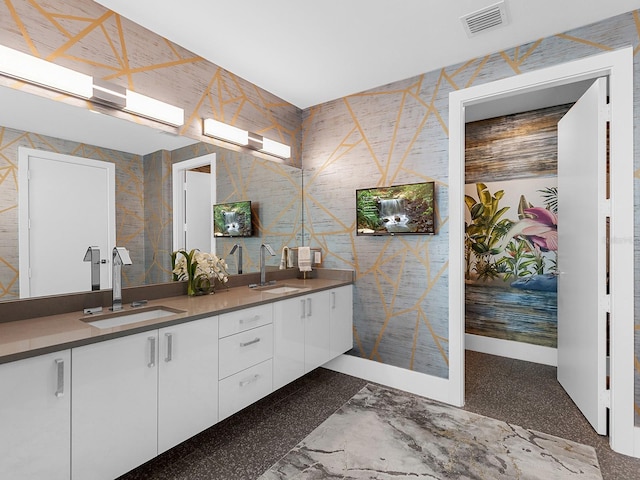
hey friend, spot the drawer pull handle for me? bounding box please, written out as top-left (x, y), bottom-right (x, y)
top-left (55, 358), bottom-right (64, 398)
top-left (148, 336), bottom-right (156, 368)
top-left (239, 374), bottom-right (260, 387)
top-left (332, 291), bottom-right (336, 309)
top-left (307, 298), bottom-right (312, 317)
top-left (240, 337), bottom-right (261, 347)
top-left (165, 333), bottom-right (173, 362)
top-left (239, 315), bottom-right (260, 325)
top-left (300, 299), bottom-right (306, 319)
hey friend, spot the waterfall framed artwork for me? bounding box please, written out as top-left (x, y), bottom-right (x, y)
top-left (213, 200), bottom-right (253, 237)
top-left (355, 182), bottom-right (436, 236)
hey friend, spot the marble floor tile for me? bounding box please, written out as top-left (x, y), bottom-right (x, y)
top-left (259, 384), bottom-right (603, 480)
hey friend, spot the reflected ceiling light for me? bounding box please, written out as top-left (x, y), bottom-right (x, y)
top-left (125, 90), bottom-right (184, 127)
top-left (202, 118), bottom-right (290, 159)
top-left (260, 137), bottom-right (291, 159)
top-left (203, 118), bottom-right (249, 145)
top-left (0, 44), bottom-right (93, 99)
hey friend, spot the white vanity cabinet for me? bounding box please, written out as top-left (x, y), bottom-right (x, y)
top-left (273, 290), bottom-right (332, 390)
top-left (329, 285), bottom-right (353, 357)
top-left (0, 350), bottom-right (71, 480)
top-left (72, 331), bottom-right (158, 480)
top-left (157, 316), bottom-right (219, 453)
top-left (72, 315), bottom-right (219, 480)
top-left (218, 304), bottom-right (274, 420)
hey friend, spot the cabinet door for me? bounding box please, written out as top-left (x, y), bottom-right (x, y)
top-left (158, 316), bottom-right (219, 454)
top-left (72, 332), bottom-right (158, 480)
top-left (330, 285), bottom-right (353, 358)
top-left (273, 296), bottom-right (305, 390)
top-left (304, 290), bottom-right (332, 372)
top-left (0, 351), bottom-right (70, 480)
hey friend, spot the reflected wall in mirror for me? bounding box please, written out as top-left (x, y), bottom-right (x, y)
top-left (0, 94), bottom-right (302, 302)
top-left (172, 144), bottom-right (303, 276)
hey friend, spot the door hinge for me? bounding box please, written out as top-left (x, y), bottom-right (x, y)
top-left (600, 389), bottom-right (611, 409)
top-left (602, 198), bottom-right (611, 217)
top-left (604, 103), bottom-right (612, 122)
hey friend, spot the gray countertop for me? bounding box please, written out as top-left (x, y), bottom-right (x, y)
top-left (0, 274), bottom-right (353, 365)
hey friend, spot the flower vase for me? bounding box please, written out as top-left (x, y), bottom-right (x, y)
top-left (186, 276), bottom-right (197, 296)
top-left (187, 274), bottom-right (212, 296)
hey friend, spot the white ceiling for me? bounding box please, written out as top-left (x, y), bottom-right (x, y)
top-left (94, 0), bottom-right (640, 109)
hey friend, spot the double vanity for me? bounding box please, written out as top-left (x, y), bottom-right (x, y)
top-left (0, 270), bottom-right (353, 480)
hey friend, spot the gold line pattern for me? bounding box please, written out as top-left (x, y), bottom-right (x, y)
top-left (2, 0), bottom-right (640, 422)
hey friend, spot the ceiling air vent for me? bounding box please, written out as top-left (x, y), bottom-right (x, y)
top-left (461, 1), bottom-right (509, 37)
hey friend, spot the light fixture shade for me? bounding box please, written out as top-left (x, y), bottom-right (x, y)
top-left (125, 89), bottom-right (184, 126)
top-left (0, 44), bottom-right (93, 98)
top-left (203, 118), bottom-right (249, 146)
top-left (261, 137), bottom-right (291, 159)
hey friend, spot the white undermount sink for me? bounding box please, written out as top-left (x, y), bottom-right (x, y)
top-left (261, 285), bottom-right (309, 295)
top-left (83, 306), bottom-right (184, 329)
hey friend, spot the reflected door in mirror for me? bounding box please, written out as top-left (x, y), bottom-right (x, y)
top-left (18, 148), bottom-right (116, 298)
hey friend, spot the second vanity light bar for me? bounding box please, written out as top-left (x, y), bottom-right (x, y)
top-left (202, 118), bottom-right (291, 159)
top-left (0, 44), bottom-right (184, 127)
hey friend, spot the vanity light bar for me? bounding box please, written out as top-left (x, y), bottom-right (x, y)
top-left (203, 118), bottom-right (249, 145)
top-left (260, 137), bottom-right (291, 159)
top-left (202, 118), bottom-right (291, 159)
top-left (0, 44), bottom-right (184, 127)
top-left (125, 89), bottom-right (184, 127)
top-left (0, 44), bottom-right (93, 99)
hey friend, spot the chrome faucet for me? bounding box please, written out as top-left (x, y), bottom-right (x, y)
top-left (112, 247), bottom-right (132, 311)
top-left (259, 243), bottom-right (276, 286)
top-left (83, 246), bottom-right (101, 291)
top-left (230, 244), bottom-right (243, 274)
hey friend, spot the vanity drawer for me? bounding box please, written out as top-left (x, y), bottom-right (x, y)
top-left (219, 304), bottom-right (272, 338)
top-left (219, 359), bottom-right (272, 420)
top-left (219, 324), bottom-right (273, 379)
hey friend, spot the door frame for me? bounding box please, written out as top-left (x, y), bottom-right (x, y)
top-left (171, 153), bottom-right (216, 253)
top-left (448, 48), bottom-right (634, 455)
top-left (18, 147), bottom-right (116, 297)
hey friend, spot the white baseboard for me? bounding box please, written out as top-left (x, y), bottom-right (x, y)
top-left (634, 427), bottom-right (640, 458)
top-left (465, 334), bottom-right (558, 366)
top-left (323, 354), bottom-right (453, 405)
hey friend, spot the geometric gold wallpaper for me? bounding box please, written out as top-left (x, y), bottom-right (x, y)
top-left (2, 0), bottom-right (640, 426)
top-left (301, 11), bottom-right (640, 423)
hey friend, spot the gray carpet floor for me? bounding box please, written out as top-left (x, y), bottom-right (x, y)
top-left (118, 351), bottom-right (640, 480)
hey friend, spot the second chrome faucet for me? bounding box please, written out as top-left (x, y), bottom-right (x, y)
top-left (259, 244), bottom-right (276, 286)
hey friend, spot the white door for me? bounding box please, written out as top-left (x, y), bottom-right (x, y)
top-left (18, 148), bottom-right (115, 297)
top-left (185, 169), bottom-right (212, 252)
top-left (557, 77), bottom-right (608, 435)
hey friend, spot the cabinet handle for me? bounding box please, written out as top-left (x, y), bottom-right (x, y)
top-left (332, 291), bottom-right (336, 309)
top-left (239, 337), bottom-right (261, 347)
top-left (54, 358), bottom-right (64, 398)
top-left (239, 374), bottom-right (260, 387)
top-left (307, 298), bottom-right (312, 317)
top-left (239, 315), bottom-right (260, 325)
top-left (300, 299), bottom-right (306, 319)
top-left (165, 333), bottom-right (173, 362)
top-left (148, 336), bottom-right (156, 368)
